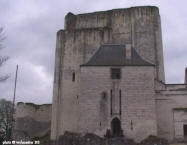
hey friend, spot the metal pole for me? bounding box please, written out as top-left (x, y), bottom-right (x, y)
top-left (13, 65), bottom-right (18, 109)
top-left (11, 64), bottom-right (18, 140)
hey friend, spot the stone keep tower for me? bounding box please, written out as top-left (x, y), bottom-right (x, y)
top-left (51, 6), bottom-right (165, 142)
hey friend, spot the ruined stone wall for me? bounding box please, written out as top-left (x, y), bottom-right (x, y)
top-left (14, 102), bottom-right (51, 140)
top-left (51, 6), bottom-right (164, 141)
top-left (79, 66), bottom-right (157, 142)
top-left (156, 85), bottom-right (187, 142)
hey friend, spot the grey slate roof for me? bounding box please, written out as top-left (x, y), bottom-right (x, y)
top-left (81, 44), bottom-right (154, 66)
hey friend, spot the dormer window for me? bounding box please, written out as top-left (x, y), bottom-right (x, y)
top-left (111, 68), bottom-right (121, 79)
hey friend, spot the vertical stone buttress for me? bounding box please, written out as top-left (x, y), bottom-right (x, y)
top-left (51, 30), bottom-right (65, 141)
top-left (130, 7), bottom-right (165, 82)
top-left (51, 6), bottom-right (165, 141)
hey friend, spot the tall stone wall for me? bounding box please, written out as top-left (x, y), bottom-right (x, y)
top-left (14, 102), bottom-right (52, 140)
top-left (64, 6), bottom-right (165, 82)
top-left (51, 30), bottom-right (66, 140)
top-left (79, 66), bottom-right (157, 142)
top-left (51, 6), bottom-right (165, 141)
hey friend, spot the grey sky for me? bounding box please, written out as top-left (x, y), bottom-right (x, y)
top-left (0, 0), bottom-right (186, 104)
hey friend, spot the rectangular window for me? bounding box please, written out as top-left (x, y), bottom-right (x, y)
top-left (111, 68), bottom-right (121, 79)
top-left (72, 72), bottom-right (75, 82)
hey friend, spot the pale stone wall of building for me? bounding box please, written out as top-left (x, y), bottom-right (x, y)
top-left (173, 109), bottom-right (187, 139)
top-left (51, 6), bottom-right (165, 142)
top-left (156, 85), bottom-right (187, 142)
top-left (57, 29), bottom-right (109, 137)
top-left (64, 6), bottom-right (165, 82)
top-left (12, 6), bottom-right (187, 144)
top-left (51, 30), bottom-right (66, 140)
top-left (79, 66), bottom-right (157, 142)
top-left (14, 102), bottom-right (51, 140)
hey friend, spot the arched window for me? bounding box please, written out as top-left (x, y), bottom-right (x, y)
top-left (72, 72), bottom-right (75, 82)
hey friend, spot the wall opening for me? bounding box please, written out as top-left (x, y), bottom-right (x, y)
top-left (119, 90), bottom-right (121, 115)
top-left (110, 90), bottom-right (112, 115)
top-left (111, 117), bottom-right (122, 137)
top-left (72, 72), bottom-right (75, 82)
top-left (111, 68), bottom-right (121, 79)
top-left (184, 125), bottom-right (187, 137)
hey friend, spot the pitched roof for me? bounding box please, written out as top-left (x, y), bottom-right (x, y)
top-left (81, 44), bottom-right (154, 66)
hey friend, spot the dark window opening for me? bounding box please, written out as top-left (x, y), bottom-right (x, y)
top-left (110, 90), bottom-right (112, 115)
top-left (111, 117), bottom-right (122, 137)
top-left (111, 68), bottom-right (121, 79)
top-left (119, 90), bottom-right (121, 115)
top-left (184, 125), bottom-right (187, 136)
top-left (130, 120), bottom-right (133, 130)
top-left (72, 72), bottom-right (75, 82)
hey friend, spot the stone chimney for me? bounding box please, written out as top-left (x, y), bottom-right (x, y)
top-left (126, 44), bottom-right (131, 60)
top-left (185, 67), bottom-right (187, 84)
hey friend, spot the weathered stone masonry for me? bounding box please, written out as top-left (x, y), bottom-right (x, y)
top-left (51, 6), bottom-right (165, 143)
top-left (14, 102), bottom-right (51, 140)
top-left (14, 6), bottom-right (187, 144)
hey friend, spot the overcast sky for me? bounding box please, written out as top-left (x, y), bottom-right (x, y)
top-left (0, 0), bottom-right (186, 104)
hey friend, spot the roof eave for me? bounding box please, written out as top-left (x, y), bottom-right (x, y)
top-left (80, 64), bottom-right (155, 67)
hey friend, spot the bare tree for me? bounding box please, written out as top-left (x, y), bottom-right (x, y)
top-left (0, 27), bottom-right (9, 82)
top-left (0, 99), bottom-right (13, 143)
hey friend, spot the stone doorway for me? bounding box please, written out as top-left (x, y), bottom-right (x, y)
top-left (111, 117), bottom-right (121, 137)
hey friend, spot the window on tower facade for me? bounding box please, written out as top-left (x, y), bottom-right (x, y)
top-left (72, 72), bottom-right (75, 82)
top-left (111, 68), bottom-right (121, 79)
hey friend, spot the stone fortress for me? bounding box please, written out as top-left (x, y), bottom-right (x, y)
top-left (15, 6), bottom-right (187, 144)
